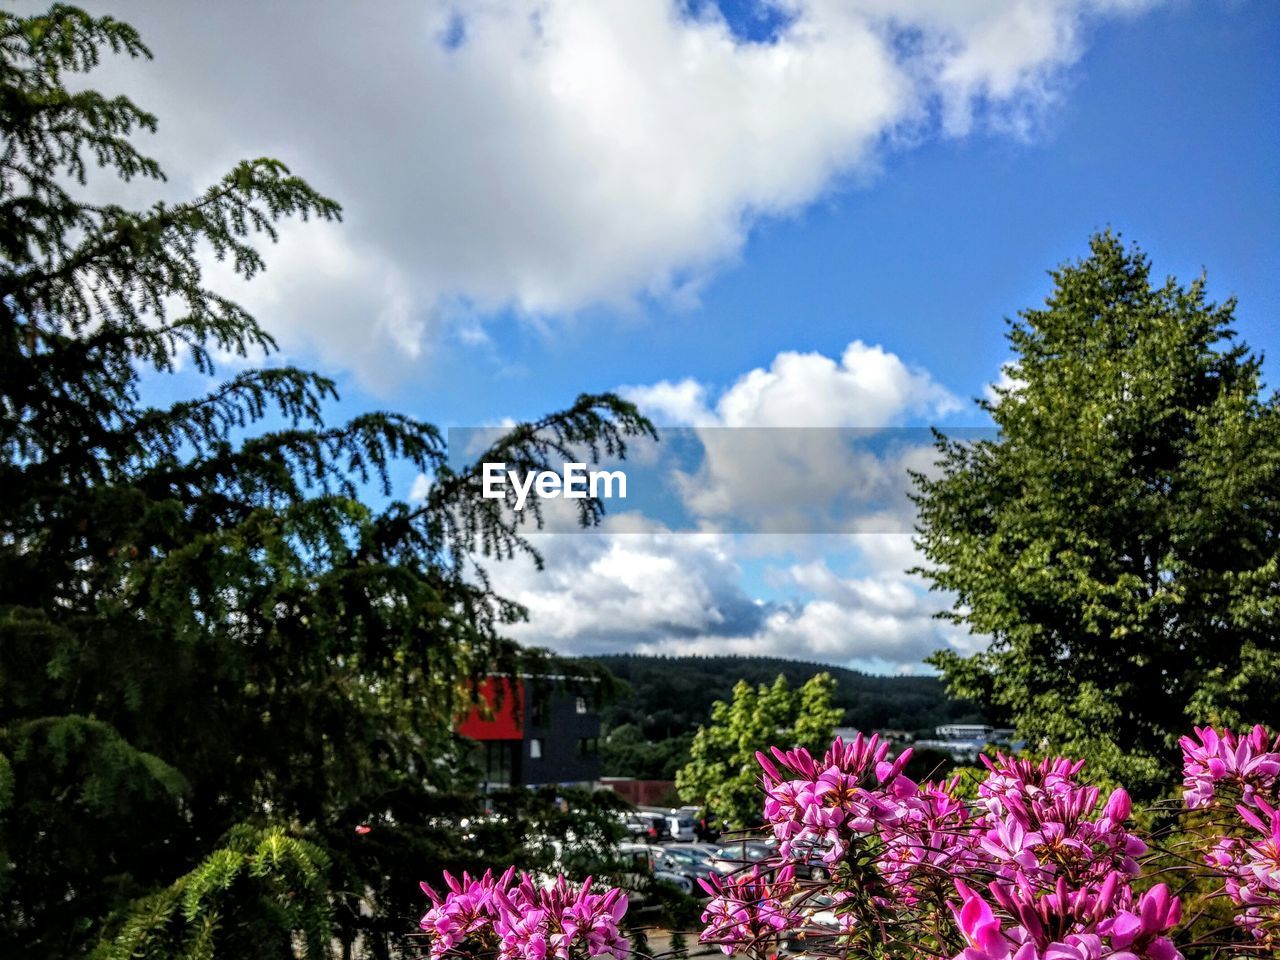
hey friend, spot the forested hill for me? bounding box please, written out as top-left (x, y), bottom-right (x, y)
top-left (586, 654), bottom-right (983, 739)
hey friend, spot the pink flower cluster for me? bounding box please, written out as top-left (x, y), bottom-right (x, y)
top-left (742, 735), bottom-right (1175, 960)
top-left (877, 776), bottom-right (976, 906)
top-left (755, 733), bottom-right (917, 862)
top-left (952, 876), bottom-right (1180, 960)
top-left (1180, 724), bottom-right (1280, 810)
top-left (416, 726), bottom-right (1280, 960)
top-left (419, 867), bottom-right (629, 960)
top-left (1181, 725), bottom-right (1280, 944)
top-left (973, 755), bottom-right (1147, 885)
top-left (697, 864), bottom-right (802, 955)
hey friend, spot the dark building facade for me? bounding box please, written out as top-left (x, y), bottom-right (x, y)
top-left (457, 677), bottom-right (601, 790)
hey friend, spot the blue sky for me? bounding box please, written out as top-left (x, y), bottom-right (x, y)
top-left (397, 1), bottom-right (1278, 425)
top-left (97, 0), bottom-right (1277, 672)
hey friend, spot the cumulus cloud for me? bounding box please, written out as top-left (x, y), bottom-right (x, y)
top-left (639, 591), bottom-right (974, 674)
top-left (622, 340), bottom-right (959, 532)
top-left (494, 527), bottom-right (765, 647)
top-left (487, 522), bottom-right (979, 672)
top-left (627, 341), bottom-right (959, 427)
top-left (408, 472), bottom-right (434, 503)
top-left (73, 0), bottom-right (1157, 384)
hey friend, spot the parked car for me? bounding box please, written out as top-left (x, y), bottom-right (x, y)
top-left (652, 843), bottom-right (718, 885)
top-left (781, 838), bottom-right (836, 881)
top-left (665, 812), bottom-right (698, 842)
top-left (778, 894), bottom-right (841, 957)
top-left (709, 839), bottom-right (775, 874)
top-left (706, 836), bottom-right (834, 880)
top-left (620, 811), bottom-right (651, 839)
top-left (624, 811), bottom-right (666, 842)
top-left (678, 805), bottom-right (721, 842)
top-left (636, 806), bottom-right (698, 842)
top-left (616, 841), bottom-right (694, 894)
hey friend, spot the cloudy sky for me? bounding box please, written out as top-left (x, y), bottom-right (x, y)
top-left (74, 0), bottom-right (1278, 672)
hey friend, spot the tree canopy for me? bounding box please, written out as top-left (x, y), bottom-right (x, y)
top-left (914, 233), bottom-right (1280, 796)
top-left (676, 672), bottom-right (842, 828)
top-left (0, 6), bottom-right (652, 958)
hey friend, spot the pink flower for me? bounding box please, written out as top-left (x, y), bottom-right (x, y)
top-left (1180, 725), bottom-right (1280, 810)
top-left (698, 865), bottom-right (801, 955)
top-left (419, 869), bottom-right (628, 960)
top-left (951, 876), bottom-right (1182, 960)
top-left (757, 732), bottom-right (916, 863)
top-left (1099, 884), bottom-right (1182, 960)
top-left (419, 867), bottom-right (515, 958)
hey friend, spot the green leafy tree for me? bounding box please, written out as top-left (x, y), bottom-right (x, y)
top-left (0, 7), bottom-right (652, 958)
top-left (676, 673), bottom-right (842, 828)
top-left (914, 233), bottom-right (1280, 795)
top-left (600, 723), bottom-right (693, 780)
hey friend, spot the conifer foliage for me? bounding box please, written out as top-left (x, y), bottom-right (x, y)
top-left (0, 7), bottom-right (652, 958)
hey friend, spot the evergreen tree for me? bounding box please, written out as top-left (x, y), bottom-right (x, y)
top-left (676, 673), bottom-right (842, 828)
top-left (914, 233), bottom-right (1280, 795)
top-left (0, 7), bottom-right (652, 958)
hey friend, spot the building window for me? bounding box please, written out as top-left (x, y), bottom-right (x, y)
top-left (474, 740), bottom-right (516, 789)
top-left (575, 696), bottom-right (588, 714)
top-left (529, 738), bottom-right (543, 760)
top-left (577, 737), bottom-right (597, 757)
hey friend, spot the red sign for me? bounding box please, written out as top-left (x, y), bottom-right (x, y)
top-left (456, 677), bottom-right (524, 740)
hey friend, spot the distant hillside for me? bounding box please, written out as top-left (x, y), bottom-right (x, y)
top-left (586, 653), bottom-right (983, 740)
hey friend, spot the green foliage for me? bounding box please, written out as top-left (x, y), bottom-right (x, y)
top-left (914, 233), bottom-right (1280, 797)
top-left (0, 6), bottom-right (652, 957)
top-left (676, 672), bottom-right (842, 827)
top-left (89, 826), bottom-right (333, 960)
top-left (600, 723), bottom-right (693, 780)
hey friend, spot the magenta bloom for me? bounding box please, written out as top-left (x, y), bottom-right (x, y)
top-left (950, 876), bottom-right (1182, 960)
top-left (420, 867), bottom-right (515, 957)
top-left (417, 726), bottom-right (1280, 959)
top-left (756, 732), bottom-right (916, 862)
top-left (420, 868), bottom-right (628, 960)
top-left (1180, 725), bottom-right (1280, 809)
top-left (698, 865), bottom-right (801, 955)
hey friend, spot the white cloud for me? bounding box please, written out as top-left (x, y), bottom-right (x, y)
top-left (199, 220), bottom-right (426, 381)
top-left (716, 340), bottom-right (961, 427)
top-left (641, 594), bottom-right (965, 671)
top-left (621, 379), bottom-right (715, 427)
top-left (73, 0), bottom-right (1158, 385)
top-left (408, 472), bottom-right (433, 503)
top-left (487, 522), bottom-right (979, 671)
top-left (623, 340), bottom-right (958, 531)
top-left (488, 521), bottom-right (765, 646)
top-left (984, 361), bottom-right (1028, 405)
top-left (629, 341), bottom-right (959, 427)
